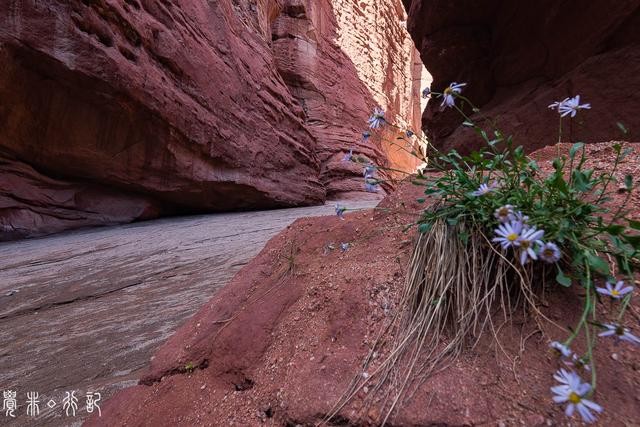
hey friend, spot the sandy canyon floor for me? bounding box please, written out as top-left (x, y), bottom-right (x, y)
top-left (0, 199), bottom-right (379, 427)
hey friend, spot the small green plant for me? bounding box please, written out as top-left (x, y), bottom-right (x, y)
top-left (184, 362), bottom-right (195, 373)
top-left (333, 84), bottom-right (638, 424)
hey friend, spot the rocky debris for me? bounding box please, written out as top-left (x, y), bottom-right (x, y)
top-left (87, 142), bottom-right (640, 425)
top-left (404, 0), bottom-right (640, 154)
top-left (0, 0), bottom-right (424, 239)
top-left (0, 199), bottom-right (378, 427)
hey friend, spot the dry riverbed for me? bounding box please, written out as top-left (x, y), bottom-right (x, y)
top-left (0, 200), bottom-right (378, 426)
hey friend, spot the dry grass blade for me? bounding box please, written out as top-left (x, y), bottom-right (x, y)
top-left (325, 219), bottom-right (543, 426)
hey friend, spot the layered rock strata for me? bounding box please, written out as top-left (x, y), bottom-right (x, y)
top-left (0, 0), bottom-right (425, 239)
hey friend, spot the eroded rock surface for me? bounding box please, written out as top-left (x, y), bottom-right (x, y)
top-left (85, 143), bottom-right (640, 426)
top-left (0, 199), bottom-right (377, 426)
top-left (0, 0), bottom-right (325, 239)
top-left (271, 0), bottom-right (428, 197)
top-left (0, 0), bottom-right (424, 239)
top-left (404, 0), bottom-right (640, 153)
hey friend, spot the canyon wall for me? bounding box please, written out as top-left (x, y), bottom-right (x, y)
top-left (269, 0), bottom-right (426, 198)
top-left (0, 0), bottom-right (424, 239)
top-left (404, 0), bottom-right (640, 154)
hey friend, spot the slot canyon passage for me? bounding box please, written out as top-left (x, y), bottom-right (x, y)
top-left (0, 0), bottom-right (639, 426)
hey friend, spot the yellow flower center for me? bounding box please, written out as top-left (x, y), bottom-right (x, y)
top-left (444, 87), bottom-right (453, 95)
top-left (520, 240), bottom-right (531, 249)
top-left (499, 208), bottom-right (509, 216)
top-left (611, 290), bottom-right (620, 296)
top-left (543, 249), bottom-right (553, 257)
top-left (568, 392), bottom-right (581, 404)
top-left (507, 233), bottom-right (518, 242)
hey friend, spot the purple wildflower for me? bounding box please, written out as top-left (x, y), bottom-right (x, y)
top-left (515, 226), bottom-right (545, 265)
top-left (492, 220), bottom-right (524, 249)
top-left (368, 108), bottom-right (385, 129)
top-left (551, 369), bottom-right (602, 424)
top-left (598, 323), bottom-right (640, 345)
top-left (539, 242), bottom-right (561, 263)
top-left (596, 280), bottom-right (633, 299)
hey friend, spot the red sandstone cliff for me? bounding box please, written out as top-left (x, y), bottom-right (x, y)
top-left (271, 0), bottom-right (426, 197)
top-left (404, 0), bottom-right (640, 154)
top-left (0, 0), bottom-right (424, 239)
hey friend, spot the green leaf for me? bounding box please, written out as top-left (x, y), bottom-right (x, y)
top-left (572, 170), bottom-right (591, 192)
top-left (418, 223), bottom-right (432, 233)
top-left (569, 142), bottom-right (584, 159)
top-left (625, 174), bottom-right (633, 190)
top-left (622, 233), bottom-right (640, 249)
top-left (585, 253), bottom-right (610, 275)
top-left (556, 269), bottom-right (572, 287)
top-left (446, 217), bottom-right (459, 226)
top-left (628, 219), bottom-right (640, 230)
top-left (617, 121), bottom-right (628, 135)
top-left (416, 198), bottom-right (425, 204)
top-left (606, 224), bottom-right (625, 235)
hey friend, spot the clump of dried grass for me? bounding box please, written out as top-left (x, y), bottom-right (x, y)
top-left (327, 219), bottom-right (547, 425)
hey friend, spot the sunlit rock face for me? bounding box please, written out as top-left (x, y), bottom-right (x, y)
top-left (404, 0), bottom-right (640, 154)
top-left (0, 0), bottom-right (425, 239)
top-left (270, 0), bottom-right (428, 199)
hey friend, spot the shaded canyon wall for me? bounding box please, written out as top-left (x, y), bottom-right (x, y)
top-left (0, 0), bottom-right (425, 239)
top-left (404, 0), bottom-right (640, 154)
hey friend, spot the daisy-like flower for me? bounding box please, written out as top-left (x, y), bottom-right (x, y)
top-left (494, 205), bottom-right (515, 223)
top-left (365, 177), bottom-right (379, 193)
top-left (368, 107), bottom-right (386, 129)
top-left (551, 369), bottom-right (602, 424)
top-left (564, 354), bottom-right (591, 373)
top-left (516, 226), bottom-right (545, 265)
top-left (362, 131), bottom-right (371, 141)
top-left (439, 82), bottom-right (466, 109)
top-left (596, 280), bottom-right (633, 299)
top-left (422, 87), bottom-right (431, 98)
top-left (514, 211), bottom-right (530, 224)
top-left (335, 203), bottom-right (346, 220)
top-left (492, 220), bottom-right (524, 249)
top-left (558, 95), bottom-right (591, 118)
top-left (364, 164), bottom-right (376, 178)
top-left (550, 341), bottom-right (572, 358)
top-left (470, 181), bottom-right (498, 197)
top-left (342, 148), bottom-right (353, 162)
top-left (539, 242), bottom-right (561, 263)
top-left (598, 323), bottom-right (640, 345)
top-left (548, 97), bottom-right (569, 111)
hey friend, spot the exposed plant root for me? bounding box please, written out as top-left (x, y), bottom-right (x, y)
top-left (325, 219), bottom-right (554, 426)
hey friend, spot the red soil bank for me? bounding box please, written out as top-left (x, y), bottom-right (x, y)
top-left (89, 142), bottom-right (640, 426)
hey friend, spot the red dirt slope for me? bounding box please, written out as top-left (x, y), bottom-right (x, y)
top-left (88, 142), bottom-right (640, 426)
